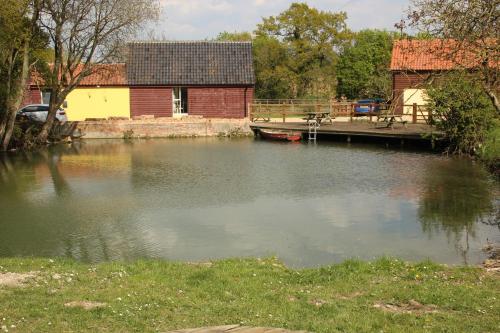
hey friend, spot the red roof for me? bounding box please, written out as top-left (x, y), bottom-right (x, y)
top-left (30, 63), bottom-right (127, 87)
top-left (390, 39), bottom-right (496, 71)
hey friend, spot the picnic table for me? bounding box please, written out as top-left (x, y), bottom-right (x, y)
top-left (303, 111), bottom-right (333, 125)
top-left (376, 114), bottom-right (407, 128)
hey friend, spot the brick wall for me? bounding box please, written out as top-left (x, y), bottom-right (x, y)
top-left (188, 87), bottom-right (253, 118)
top-left (21, 87), bottom-right (42, 106)
top-left (75, 118), bottom-right (253, 139)
top-left (130, 87), bottom-right (172, 118)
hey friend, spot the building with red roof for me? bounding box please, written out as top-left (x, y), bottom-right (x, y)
top-left (390, 39), bottom-right (494, 116)
top-left (22, 41), bottom-right (255, 121)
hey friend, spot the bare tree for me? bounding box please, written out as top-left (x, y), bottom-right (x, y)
top-left (0, 0), bottom-right (42, 151)
top-left (407, 0), bottom-right (499, 112)
top-left (36, 0), bottom-right (159, 143)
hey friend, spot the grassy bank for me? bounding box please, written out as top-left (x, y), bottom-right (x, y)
top-left (0, 257), bottom-right (498, 333)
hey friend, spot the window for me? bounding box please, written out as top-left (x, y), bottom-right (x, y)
top-left (42, 91), bottom-right (51, 104)
top-left (172, 87), bottom-right (188, 116)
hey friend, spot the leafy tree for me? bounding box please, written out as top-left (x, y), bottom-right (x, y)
top-left (253, 35), bottom-right (295, 99)
top-left (336, 29), bottom-right (395, 100)
top-left (408, 0), bottom-right (500, 113)
top-left (426, 72), bottom-right (496, 155)
top-left (36, 0), bottom-right (160, 144)
top-left (215, 31), bottom-right (252, 42)
top-left (0, 0), bottom-right (44, 151)
top-left (215, 31), bottom-right (293, 99)
top-left (256, 2), bottom-right (350, 99)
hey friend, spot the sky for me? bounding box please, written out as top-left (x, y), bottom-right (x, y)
top-left (152, 0), bottom-right (411, 40)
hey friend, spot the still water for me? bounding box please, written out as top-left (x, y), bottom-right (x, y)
top-left (0, 138), bottom-right (498, 267)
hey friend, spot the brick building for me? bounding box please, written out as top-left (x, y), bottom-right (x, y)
top-left (390, 39), bottom-right (489, 116)
top-left (23, 41), bottom-right (255, 120)
top-left (127, 41), bottom-right (255, 119)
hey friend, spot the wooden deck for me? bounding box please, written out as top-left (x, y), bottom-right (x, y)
top-left (250, 122), bottom-right (441, 141)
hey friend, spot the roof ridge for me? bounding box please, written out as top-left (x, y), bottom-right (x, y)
top-left (128, 40), bottom-right (251, 44)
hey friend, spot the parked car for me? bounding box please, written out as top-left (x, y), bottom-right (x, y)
top-left (354, 98), bottom-right (386, 113)
top-left (17, 104), bottom-right (68, 123)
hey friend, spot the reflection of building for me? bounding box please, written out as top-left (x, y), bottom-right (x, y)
top-left (22, 42), bottom-right (255, 121)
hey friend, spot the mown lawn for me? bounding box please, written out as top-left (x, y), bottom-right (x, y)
top-left (0, 257), bottom-right (498, 332)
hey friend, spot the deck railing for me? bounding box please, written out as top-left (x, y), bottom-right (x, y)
top-left (249, 99), bottom-right (440, 125)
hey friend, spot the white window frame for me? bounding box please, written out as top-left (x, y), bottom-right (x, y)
top-left (172, 87), bottom-right (188, 117)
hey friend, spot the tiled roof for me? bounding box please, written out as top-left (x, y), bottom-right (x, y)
top-left (390, 39), bottom-right (495, 71)
top-left (127, 41), bottom-right (255, 86)
top-left (78, 64), bottom-right (127, 86)
top-left (30, 64), bottom-right (127, 87)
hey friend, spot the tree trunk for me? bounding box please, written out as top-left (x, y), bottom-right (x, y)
top-left (37, 91), bottom-right (63, 144)
top-left (0, 56), bottom-right (14, 144)
top-left (485, 88), bottom-right (500, 115)
top-left (0, 111), bottom-right (7, 142)
top-left (1, 38), bottom-right (31, 151)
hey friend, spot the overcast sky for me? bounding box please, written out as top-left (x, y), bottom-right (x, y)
top-left (152, 0), bottom-right (411, 40)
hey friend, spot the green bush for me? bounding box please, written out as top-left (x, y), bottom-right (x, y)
top-left (479, 118), bottom-right (500, 175)
top-left (426, 73), bottom-right (497, 156)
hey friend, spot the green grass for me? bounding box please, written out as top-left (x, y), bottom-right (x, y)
top-left (0, 257), bottom-right (499, 332)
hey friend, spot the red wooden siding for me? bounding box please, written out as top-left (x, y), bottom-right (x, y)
top-left (130, 87), bottom-right (172, 118)
top-left (392, 72), bottom-right (430, 114)
top-left (21, 88), bottom-right (42, 107)
top-left (188, 87), bottom-right (253, 118)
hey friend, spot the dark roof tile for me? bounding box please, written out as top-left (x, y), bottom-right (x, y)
top-left (127, 41), bottom-right (255, 86)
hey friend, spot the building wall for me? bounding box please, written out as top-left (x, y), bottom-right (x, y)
top-left (188, 87), bottom-right (253, 118)
top-left (24, 85), bottom-right (255, 119)
top-left (392, 72), bottom-right (430, 114)
top-left (22, 87), bottom-right (42, 106)
top-left (75, 118), bottom-right (253, 139)
top-left (403, 89), bottom-right (429, 116)
top-left (130, 87), bottom-right (173, 118)
top-left (64, 87), bottom-right (130, 121)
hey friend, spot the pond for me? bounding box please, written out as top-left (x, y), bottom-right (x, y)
top-left (0, 138), bottom-right (498, 267)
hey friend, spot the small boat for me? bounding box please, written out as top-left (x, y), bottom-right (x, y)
top-left (259, 129), bottom-right (302, 142)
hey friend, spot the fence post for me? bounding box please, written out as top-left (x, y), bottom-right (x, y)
top-left (427, 106), bottom-right (433, 125)
top-left (412, 103), bottom-right (417, 124)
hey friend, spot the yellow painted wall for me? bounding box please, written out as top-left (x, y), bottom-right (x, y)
top-left (64, 87), bottom-right (130, 121)
top-left (403, 88), bottom-right (429, 116)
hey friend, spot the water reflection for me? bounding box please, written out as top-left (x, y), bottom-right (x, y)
top-left (0, 139), bottom-right (498, 267)
top-left (418, 159), bottom-right (497, 264)
top-left (0, 144), bottom-right (152, 262)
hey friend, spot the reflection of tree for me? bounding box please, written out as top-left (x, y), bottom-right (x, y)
top-left (480, 195), bottom-right (500, 230)
top-left (418, 159), bottom-right (497, 263)
top-left (0, 144), bottom-right (151, 263)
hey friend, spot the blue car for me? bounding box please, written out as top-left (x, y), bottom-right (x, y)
top-left (354, 98), bottom-right (386, 113)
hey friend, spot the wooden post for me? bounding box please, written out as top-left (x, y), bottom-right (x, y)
top-left (412, 103), bottom-right (417, 124)
top-left (427, 106), bottom-right (433, 125)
